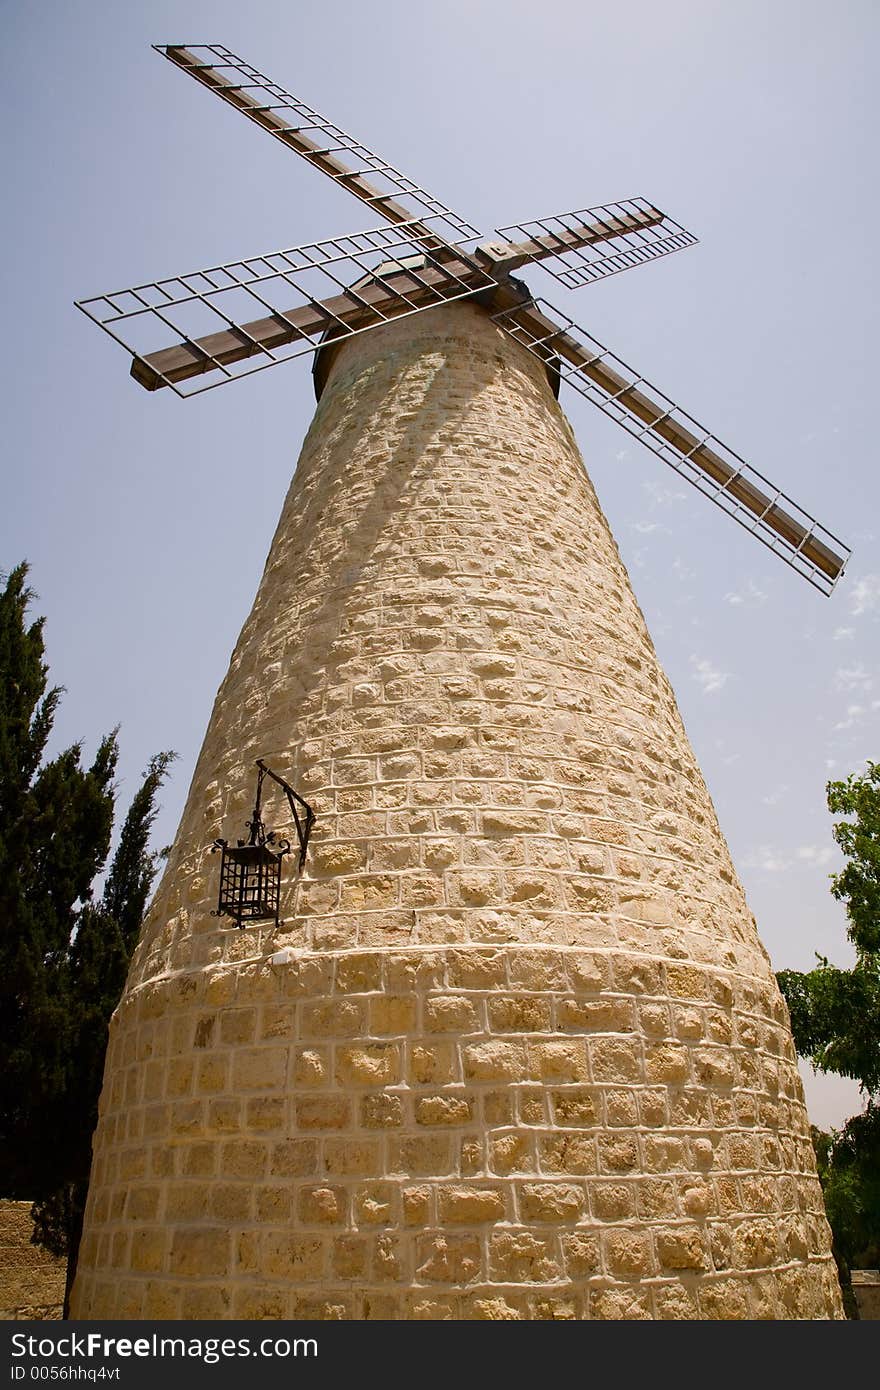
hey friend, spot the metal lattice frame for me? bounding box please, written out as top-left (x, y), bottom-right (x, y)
top-left (496, 198), bottom-right (698, 290)
top-left (216, 845), bottom-right (282, 928)
top-left (76, 220), bottom-right (493, 397)
top-left (156, 44), bottom-right (478, 249)
top-left (492, 297), bottom-right (850, 595)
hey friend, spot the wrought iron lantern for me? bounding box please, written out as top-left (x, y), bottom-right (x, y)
top-left (211, 759), bottom-right (315, 928)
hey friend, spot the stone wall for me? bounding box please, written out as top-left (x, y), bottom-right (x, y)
top-left (852, 1270), bottom-right (880, 1319)
top-left (0, 1202), bottom-right (64, 1321)
top-left (71, 302), bottom-right (843, 1319)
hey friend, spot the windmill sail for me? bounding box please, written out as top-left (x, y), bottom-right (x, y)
top-left (157, 44), bottom-right (476, 249)
top-left (76, 221), bottom-right (492, 396)
top-left (492, 295), bottom-right (849, 593)
top-left (494, 198), bottom-right (697, 288)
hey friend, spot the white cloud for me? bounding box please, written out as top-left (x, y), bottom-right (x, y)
top-left (743, 844), bottom-right (834, 874)
top-left (833, 703), bottom-right (865, 731)
top-left (833, 626), bottom-right (855, 641)
top-left (690, 655), bottom-right (729, 694)
top-left (713, 739), bottom-right (740, 767)
top-left (850, 573), bottom-right (880, 618)
top-left (631, 520), bottom-right (662, 535)
top-left (672, 556), bottom-right (695, 582)
top-left (794, 845), bottom-right (835, 868)
top-left (643, 479), bottom-right (686, 506)
top-left (761, 785), bottom-right (789, 806)
top-left (834, 664), bottom-right (873, 693)
top-left (615, 448), bottom-right (629, 462)
top-left (725, 579), bottom-right (767, 608)
top-left (743, 846), bottom-right (791, 873)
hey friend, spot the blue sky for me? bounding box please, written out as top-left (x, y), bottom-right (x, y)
top-left (2, 0), bottom-right (877, 1126)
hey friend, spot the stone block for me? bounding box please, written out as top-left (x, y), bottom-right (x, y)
top-left (463, 1041), bottom-right (527, 1081)
top-left (295, 1095), bottom-right (352, 1130)
top-left (371, 996), bottom-right (418, 1034)
top-left (490, 1132), bottom-right (533, 1174)
top-left (335, 1044), bottom-right (400, 1086)
top-left (551, 1088), bottom-right (598, 1126)
top-left (335, 952), bottom-right (383, 993)
top-left (656, 1226), bottom-right (709, 1270)
top-left (519, 1183), bottom-right (584, 1222)
top-left (438, 1186), bottom-right (506, 1224)
top-left (322, 1139), bottom-right (381, 1176)
top-left (488, 1230), bottom-right (560, 1282)
top-left (388, 1135), bottom-right (453, 1177)
top-left (538, 1133), bottom-right (596, 1175)
top-left (488, 994), bottom-right (553, 1032)
top-left (129, 1229), bottom-right (166, 1274)
top-left (415, 1094), bottom-right (473, 1126)
top-left (263, 1234), bottom-right (326, 1282)
top-left (605, 1229), bottom-right (654, 1277)
top-left (270, 1139), bottom-right (318, 1178)
top-left (645, 1043), bottom-right (691, 1083)
top-left (529, 1040), bottom-right (588, 1081)
top-left (590, 1038), bottom-right (641, 1082)
top-left (415, 1234), bottom-right (481, 1284)
top-left (169, 1228), bottom-right (230, 1278)
top-left (301, 998), bottom-right (367, 1038)
top-left (231, 1048), bottom-right (287, 1091)
top-left (354, 1182), bottom-right (398, 1226)
top-left (361, 1093), bottom-right (404, 1128)
top-left (297, 1185), bottom-right (347, 1225)
top-left (219, 1009), bottom-right (256, 1045)
top-left (561, 1231), bottom-right (600, 1276)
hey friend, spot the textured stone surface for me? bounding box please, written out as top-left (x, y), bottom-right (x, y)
top-left (0, 1202), bottom-right (64, 1320)
top-left (71, 302), bottom-right (843, 1319)
top-left (851, 1270), bottom-right (880, 1320)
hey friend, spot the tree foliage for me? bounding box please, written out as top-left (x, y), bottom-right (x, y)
top-left (827, 763), bottom-right (880, 956)
top-left (812, 1106), bottom-right (880, 1274)
top-left (0, 563), bottom-right (172, 1309)
top-left (777, 761), bottom-right (880, 1303)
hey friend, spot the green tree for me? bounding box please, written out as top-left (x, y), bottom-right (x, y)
top-left (0, 563), bottom-right (117, 1198)
top-left (31, 750), bottom-right (174, 1313)
top-left (0, 563), bottom-right (172, 1314)
top-left (778, 761), bottom-right (880, 1309)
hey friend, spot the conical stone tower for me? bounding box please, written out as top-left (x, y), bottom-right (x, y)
top-left (71, 301), bottom-right (843, 1320)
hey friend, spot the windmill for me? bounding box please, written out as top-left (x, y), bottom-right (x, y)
top-left (70, 44), bottom-right (847, 1321)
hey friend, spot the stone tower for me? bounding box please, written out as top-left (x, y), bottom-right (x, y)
top-left (71, 301), bottom-right (843, 1320)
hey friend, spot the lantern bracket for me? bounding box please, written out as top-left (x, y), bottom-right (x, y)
top-left (209, 759), bottom-right (316, 928)
top-left (254, 758), bottom-right (315, 872)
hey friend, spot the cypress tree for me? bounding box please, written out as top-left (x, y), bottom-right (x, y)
top-left (0, 563), bottom-right (173, 1313)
